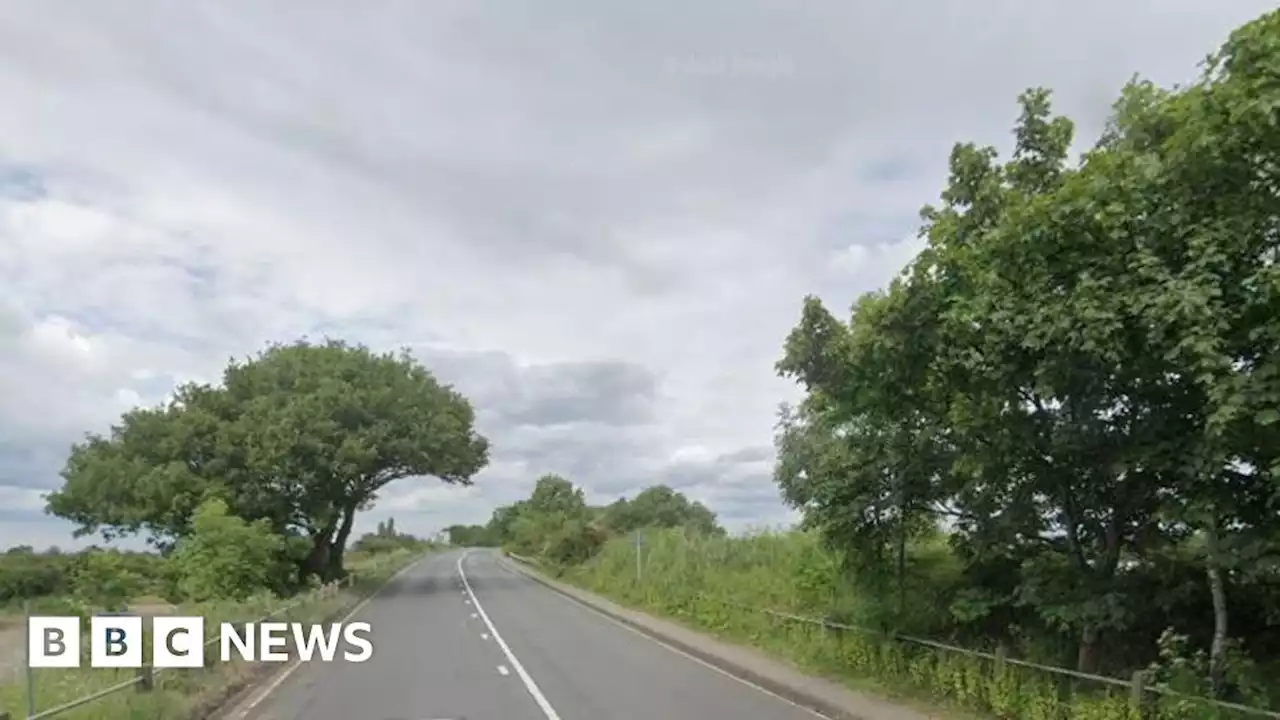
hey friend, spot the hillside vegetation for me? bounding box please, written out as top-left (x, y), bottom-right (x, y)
top-left (479, 11), bottom-right (1280, 720)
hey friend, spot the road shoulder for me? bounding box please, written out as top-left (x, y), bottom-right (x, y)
top-left (499, 554), bottom-right (940, 720)
top-left (211, 551), bottom-right (436, 720)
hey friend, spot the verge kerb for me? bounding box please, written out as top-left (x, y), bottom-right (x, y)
top-left (499, 555), bottom-right (867, 720)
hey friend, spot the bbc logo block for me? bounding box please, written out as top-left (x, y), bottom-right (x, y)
top-left (27, 616), bottom-right (80, 668)
top-left (90, 615), bottom-right (142, 667)
top-left (28, 615), bottom-right (204, 669)
top-left (154, 616), bottom-right (205, 668)
top-left (28, 615), bottom-right (374, 668)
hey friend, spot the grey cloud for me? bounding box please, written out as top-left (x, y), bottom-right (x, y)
top-left (0, 440), bottom-right (65, 491)
top-left (716, 446), bottom-right (773, 464)
top-left (2, 0), bottom-right (1273, 549)
top-left (415, 347), bottom-right (661, 430)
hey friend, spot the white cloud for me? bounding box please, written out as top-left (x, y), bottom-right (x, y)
top-left (0, 0), bottom-right (1273, 547)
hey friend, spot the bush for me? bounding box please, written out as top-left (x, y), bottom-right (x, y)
top-left (0, 547), bottom-right (72, 604)
top-left (169, 498), bottom-right (288, 603)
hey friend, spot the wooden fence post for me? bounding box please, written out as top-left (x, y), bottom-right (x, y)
top-left (823, 615), bottom-right (845, 654)
top-left (1129, 670), bottom-right (1146, 713)
top-left (137, 664), bottom-right (154, 692)
top-left (994, 645), bottom-right (1008, 676)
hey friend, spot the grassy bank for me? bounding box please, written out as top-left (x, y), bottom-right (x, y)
top-left (559, 530), bottom-right (1271, 720)
top-left (0, 547), bottom-right (428, 720)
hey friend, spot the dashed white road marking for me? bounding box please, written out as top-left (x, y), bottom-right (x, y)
top-left (481, 632), bottom-right (490, 640)
top-left (471, 612), bottom-right (478, 619)
top-left (458, 551), bottom-right (561, 720)
top-left (465, 598), bottom-right (472, 605)
top-left (497, 665), bottom-right (510, 676)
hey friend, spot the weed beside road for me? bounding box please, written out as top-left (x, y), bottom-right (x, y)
top-left (0, 548), bottom-right (426, 720)
top-left (559, 530), bottom-right (1276, 720)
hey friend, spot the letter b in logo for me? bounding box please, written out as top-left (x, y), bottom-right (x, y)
top-left (153, 617), bottom-right (205, 668)
top-left (91, 616), bottom-right (142, 668)
top-left (28, 617), bottom-right (81, 668)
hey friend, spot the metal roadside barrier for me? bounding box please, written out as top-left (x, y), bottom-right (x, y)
top-left (3, 550), bottom-right (423, 720)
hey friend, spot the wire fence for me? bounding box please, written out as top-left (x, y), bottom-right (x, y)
top-left (505, 551), bottom-right (1279, 720)
top-left (1, 550), bottom-right (420, 720)
top-left (696, 594), bottom-right (1280, 719)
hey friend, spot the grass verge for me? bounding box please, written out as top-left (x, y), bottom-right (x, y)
top-left (0, 548), bottom-right (427, 720)
top-left (557, 530), bottom-right (1270, 720)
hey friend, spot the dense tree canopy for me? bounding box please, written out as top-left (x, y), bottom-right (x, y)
top-left (46, 339), bottom-right (490, 581)
top-left (775, 9), bottom-right (1280, 697)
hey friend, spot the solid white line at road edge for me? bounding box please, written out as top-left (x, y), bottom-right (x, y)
top-left (458, 551), bottom-right (562, 720)
top-left (495, 556), bottom-right (830, 719)
top-left (237, 553), bottom-right (432, 717)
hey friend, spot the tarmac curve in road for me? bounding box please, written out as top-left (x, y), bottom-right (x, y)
top-left (236, 548), bottom-right (830, 720)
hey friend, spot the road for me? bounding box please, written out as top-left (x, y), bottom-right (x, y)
top-left (244, 548), bottom-right (825, 720)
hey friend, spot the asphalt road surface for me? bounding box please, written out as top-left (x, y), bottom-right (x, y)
top-left (244, 548), bottom-right (825, 720)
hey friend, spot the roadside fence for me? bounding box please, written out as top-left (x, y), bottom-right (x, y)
top-left (3, 550), bottom-right (417, 720)
top-left (694, 594), bottom-right (1280, 719)
top-left (504, 551), bottom-right (1278, 720)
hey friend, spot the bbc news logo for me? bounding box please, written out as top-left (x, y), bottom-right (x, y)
top-left (28, 616), bottom-right (374, 668)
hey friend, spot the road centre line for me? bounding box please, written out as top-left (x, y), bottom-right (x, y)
top-left (457, 551), bottom-right (562, 720)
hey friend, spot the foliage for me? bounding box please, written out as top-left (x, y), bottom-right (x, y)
top-left (67, 549), bottom-right (147, 611)
top-left (566, 527), bottom-right (1275, 720)
top-left (46, 338), bottom-right (489, 582)
top-left (0, 548), bottom-right (428, 720)
top-left (443, 523), bottom-right (501, 547)
top-left (481, 476), bottom-right (726, 568)
top-left (479, 10), bottom-right (1280, 717)
top-left (0, 546), bottom-right (72, 604)
top-left (773, 7), bottom-right (1280, 699)
top-left (352, 516), bottom-right (438, 555)
top-left (602, 485), bottom-right (724, 537)
top-left (168, 498), bottom-right (290, 602)
top-left (0, 546), bottom-right (174, 610)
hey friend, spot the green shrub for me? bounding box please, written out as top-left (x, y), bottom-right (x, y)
top-left (169, 498), bottom-right (288, 602)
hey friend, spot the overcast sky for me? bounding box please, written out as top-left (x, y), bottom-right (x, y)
top-left (0, 1), bottom-right (1272, 550)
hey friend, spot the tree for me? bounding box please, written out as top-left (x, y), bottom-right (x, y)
top-left (525, 474), bottom-right (588, 517)
top-left (69, 550), bottom-right (145, 611)
top-left (774, 48), bottom-right (1280, 677)
top-left (47, 338), bottom-right (491, 581)
top-left (484, 501), bottom-right (528, 546)
top-left (444, 524), bottom-right (498, 547)
top-left (1075, 14), bottom-right (1280, 691)
top-left (601, 485), bottom-right (724, 536)
top-left (776, 286), bottom-right (950, 628)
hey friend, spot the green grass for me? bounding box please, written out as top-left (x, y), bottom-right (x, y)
top-left (0, 548), bottom-right (427, 720)
top-left (559, 529), bottom-right (1271, 720)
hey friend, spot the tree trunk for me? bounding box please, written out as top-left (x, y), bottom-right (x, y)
top-left (1077, 624), bottom-right (1101, 674)
top-left (327, 503), bottom-right (358, 579)
top-left (302, 512), bottom-right (340, 582)
top-left (304, 533), bottom-right (331, 581)
top-left (895, 509), bottom-right (907, 628)
top-left (1205, 517), bottom-right (1229, 697)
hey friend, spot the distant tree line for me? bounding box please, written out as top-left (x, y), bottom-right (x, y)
top-left (445, 475), bottom-right (723, 566)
